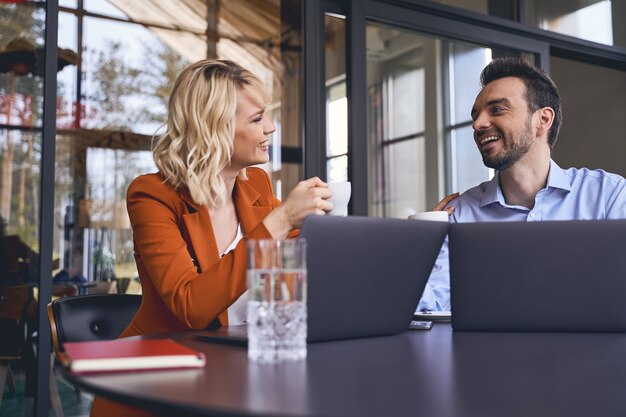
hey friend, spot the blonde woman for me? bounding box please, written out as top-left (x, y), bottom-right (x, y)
top-left (90, 59), bottom-right (332, 417)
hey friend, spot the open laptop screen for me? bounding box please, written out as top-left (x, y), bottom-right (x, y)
top-left (450, 219), bottom-right (626, 332)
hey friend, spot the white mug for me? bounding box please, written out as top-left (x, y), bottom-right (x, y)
top-left (327, 181), bottom-right (351, 216)
top-left (408, 211), bottom-right (449, 222)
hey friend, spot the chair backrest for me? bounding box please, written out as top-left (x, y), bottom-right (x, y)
top-left (47, 293), bottom-right (141, 355)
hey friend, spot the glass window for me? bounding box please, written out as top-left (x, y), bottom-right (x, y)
top-left (85, 148), bottom-right (155, 280)
top-left (82, 16), bottom-right (187, 135)
top-left (385, 138), bottom-right (426, 218)
top-left (366, 22), bottom-right (538, 217)
top-left (367, 23), bottom-right (430, 217)
top-left (53, 1), bottom-right (305, 306)
top-left (0, 2), bottom-right (45, 263)
top-left (59, 0), bottom-right (77, 8)
top-left (446, 44), bottom-right (492, 193)
top-left (326, 13), bottom-right (348, 183)
top-left (57, 12), bottom-right (78, 129)
top-left (0, 129), bottom-right (42, 280)
top-left (0, 2), bottom-right (46, 412)
top-left (450, 125), bottom-right (491, 192)
top-left (327, 81), bottom-right (348, 182)
top-left (526, 0), bottom-right (626, 48)
top-left (388, 63), bottom-right (425, 139)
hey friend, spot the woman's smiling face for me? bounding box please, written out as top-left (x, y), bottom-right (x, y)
top-left (229, 89), bottom-right (276, 171)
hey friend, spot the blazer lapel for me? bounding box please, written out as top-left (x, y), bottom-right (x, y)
top-left (180, 178), bottom-right (273, 273)
top-left (235, 177), bottom-right (272, 234)
top-left (180, 194), bottom-right (219, 273)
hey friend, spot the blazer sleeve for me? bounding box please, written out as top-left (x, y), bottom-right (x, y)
top-left (126, 173), bottom-right (276, 329)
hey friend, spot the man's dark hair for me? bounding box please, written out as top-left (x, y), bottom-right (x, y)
top-left (480, 58), bottom-right (562, 148)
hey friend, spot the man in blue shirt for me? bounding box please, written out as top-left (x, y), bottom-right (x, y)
top-left (418, 58), bottom-right (626, 311)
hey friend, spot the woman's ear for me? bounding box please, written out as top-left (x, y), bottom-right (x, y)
top-left (535, 107), bottom-right (555, 139)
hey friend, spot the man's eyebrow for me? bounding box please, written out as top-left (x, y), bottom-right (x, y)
top-left (486, 98), bottom-right (511, 106)
top-left (471, 98), bottom-right (511, 118)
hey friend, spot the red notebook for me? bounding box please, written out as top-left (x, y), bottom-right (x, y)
top-left (59, 338), bottom-right (206, 374)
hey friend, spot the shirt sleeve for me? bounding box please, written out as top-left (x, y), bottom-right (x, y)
top-left (416, 235), bottom-right (451, 312)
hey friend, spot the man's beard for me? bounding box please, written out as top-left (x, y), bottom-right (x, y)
top-left (482, 119), bottom-right (534, 171)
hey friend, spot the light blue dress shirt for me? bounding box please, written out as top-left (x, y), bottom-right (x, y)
top-left (418, 159), bottom-right (626, 311)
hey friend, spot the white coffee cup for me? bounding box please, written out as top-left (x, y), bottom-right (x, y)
top-left (408, 211), bottom-right (450, 222)
top-left (327, 181), bottom-right (351, 216)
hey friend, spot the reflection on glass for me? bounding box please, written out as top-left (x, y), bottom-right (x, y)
top-left (526, 0), bottom-right (622, 47)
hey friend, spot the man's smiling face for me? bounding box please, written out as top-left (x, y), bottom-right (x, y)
top-left (471, 77), bottom-right (537, 171)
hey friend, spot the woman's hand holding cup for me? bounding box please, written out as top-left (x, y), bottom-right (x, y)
top-left (263, 177), bottom-right (332, 238)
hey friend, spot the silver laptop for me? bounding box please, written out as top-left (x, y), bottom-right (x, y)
top-left (450, 219), bottom-right (626, 332)
top-left (196, 215), bottom-right (448, 343)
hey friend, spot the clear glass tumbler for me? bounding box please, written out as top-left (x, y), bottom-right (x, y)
top-left (247, 238), bottom-right (307, 363)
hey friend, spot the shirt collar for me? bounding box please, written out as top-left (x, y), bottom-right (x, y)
top-left (480, 173), bottom-right (502, 208)
top-left (545, 159), bottom-right (571, 192)
top-left (479, 159), bottom-right (570, 208)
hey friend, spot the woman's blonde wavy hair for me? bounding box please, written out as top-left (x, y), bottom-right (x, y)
top-left (153, 59), bottom-right (268, 209)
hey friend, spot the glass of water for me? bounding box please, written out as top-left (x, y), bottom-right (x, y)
top-left (247, 238), bottom-right (307, 363)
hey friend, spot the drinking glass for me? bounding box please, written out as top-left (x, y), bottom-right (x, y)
top-left (247, 238), bottom-right (307, 362)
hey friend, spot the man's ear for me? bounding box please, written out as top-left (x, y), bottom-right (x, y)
top-left (535, 107), bottom-right (555, 139)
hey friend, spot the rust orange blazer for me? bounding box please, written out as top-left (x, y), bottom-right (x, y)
top-left (91, 167), bottom-right (284, 417)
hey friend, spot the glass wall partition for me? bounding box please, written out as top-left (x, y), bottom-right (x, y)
top-left (1, 2), bottom-right (50, 416)
top-left (54, 0), bottom-right (304, 299)
top-left (3, 1), bottom-right (305, 416)
top-left (364, 21), bottom-right (538, 218)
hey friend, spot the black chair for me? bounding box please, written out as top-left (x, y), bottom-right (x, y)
top-left (47, 293), bottom-right (141, 408)
top-left (47, 294), bottom-right (142, 356)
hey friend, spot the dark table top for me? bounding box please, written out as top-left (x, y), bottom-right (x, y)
top-left (63, 323), bottom-right (626, 417)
